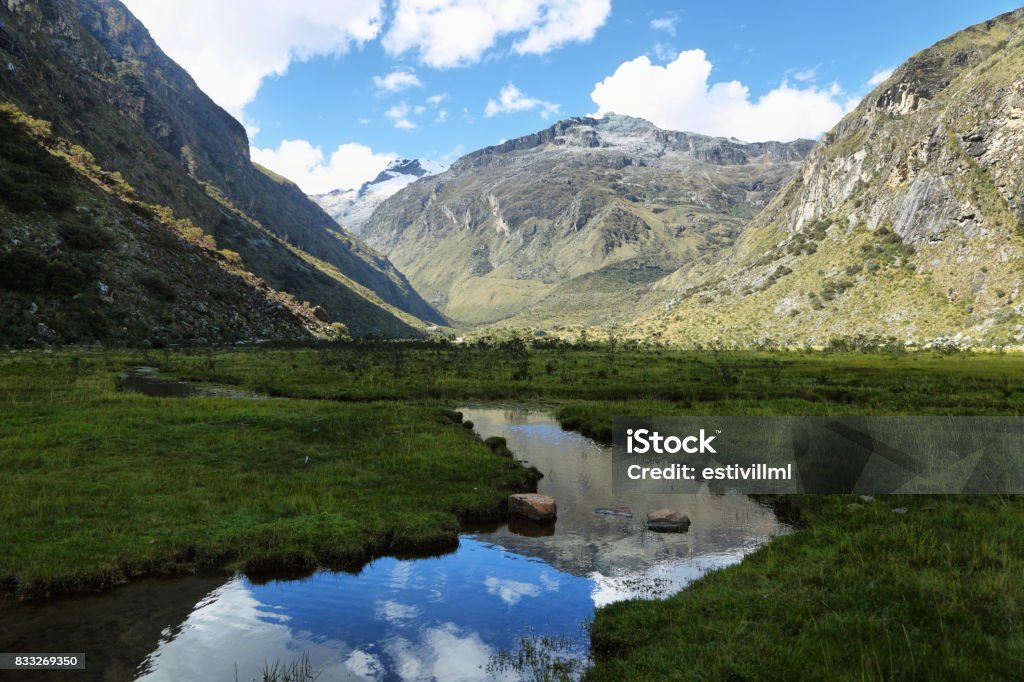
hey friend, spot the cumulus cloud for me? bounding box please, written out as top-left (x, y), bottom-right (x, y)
top-left (373, 68), bottom-right (423, 92)
top-left (485, 83), bottom-right (560, 118)
top-left (591, 50), bottom-right (849, 142)
top-left (383, 0), bottom-right (610, 68)
top-left (868, 67), bottom-right (895, 87)
top-left (122, 1), bottom-right (384, 122)
top-left (250, 140), bottom-right (396, 193)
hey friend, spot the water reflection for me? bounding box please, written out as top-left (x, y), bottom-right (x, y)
top-left (135, 541), bottom-right (591, 681)
top-left (2, 406), bottom-right (788, 681)
top-left (459, 406), bottom-right (786, 604)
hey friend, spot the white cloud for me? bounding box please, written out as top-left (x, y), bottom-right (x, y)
top-left (650, 17), bottom-right (677, 36)
top-left (436, 109), bottom-right (449, 123)
top-left (250, 139), bottom-right (396, 193)
top-left (591, 50), bottom-right (848, 142)
top-left (386, 101), bottom-right (418, 129)
top-left (868, 67), bottom-right (895, 87)
top-left (382, 0), bottom-right (610, 68)
top-left (484, 576), bottom-right (542, 606)
top-left (650, 42), bottom-right (677, 62)
top-left (485, 83), bottom-right (560, 118)
top-left (122, 1), bottom-right (384, 122)
top-left (373, 68), bottom-right (423, 92)
top-left (792, 67), bottom-right (817, 82)
top-left (426, 93), bottom-right (449, 106)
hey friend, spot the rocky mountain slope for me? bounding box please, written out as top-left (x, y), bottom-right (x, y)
top-left (360, 114), bottom-right (812, 327)
top-left (0, 104), bottom-right (336, 346)
top-left (638, 8), bottom-right (1024, 347)
top-left (0, 0), bottom-right (444, 340)
top-left (312, 158), bottom-right (445, 234)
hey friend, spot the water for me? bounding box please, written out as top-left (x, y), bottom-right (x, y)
top-left (2, 406), bottom-right (788, 681)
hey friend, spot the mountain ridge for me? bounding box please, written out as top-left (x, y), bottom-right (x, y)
top-left (637, 8), bottom-right (1024, 347)
top-left (359, 113), bottom-right (813, 329)
top-left (0, 0), bottom-right (445, 338)
top-left (311, 158), bottom-right (445, 235)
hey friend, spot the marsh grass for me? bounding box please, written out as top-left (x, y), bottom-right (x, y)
top-left (2, 344), bottom-right (1024, 678)
top-left (0, 352), bottom-right (537, 598)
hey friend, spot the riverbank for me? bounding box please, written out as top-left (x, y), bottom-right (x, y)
top-left (553, 405), bottom-right (1024, 680)
top-left (3, 344), bottom-right (1023, 679)
top-left (0, 353), bottom-right (538, 599)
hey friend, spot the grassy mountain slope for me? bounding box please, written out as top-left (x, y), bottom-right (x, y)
top-left (0, 0), bottom-right (442, 337)
top-left (360, 114), bottom-right (811, 329)
top-left (640, 8), bottom-right (1024, 347)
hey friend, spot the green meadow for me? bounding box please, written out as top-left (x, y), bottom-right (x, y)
top-left (1, 342), bottom-right (1022, 678)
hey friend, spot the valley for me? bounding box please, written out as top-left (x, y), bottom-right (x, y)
top-left (2, 1), bottom-right (1024, 680)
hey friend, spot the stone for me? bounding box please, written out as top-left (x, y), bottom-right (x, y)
top-left (646, 509), bottom-right (691, 533)
top-left (311, 305), bottom-right (330, 322)
top-left (509, 493), bottom-right (557, 522)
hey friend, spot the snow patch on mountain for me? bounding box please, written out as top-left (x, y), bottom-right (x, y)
top-left (312, 159), bottom-right (445, 234)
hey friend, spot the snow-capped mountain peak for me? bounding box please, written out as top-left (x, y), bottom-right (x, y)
top-left (312, 158), bottom-right (445, 234)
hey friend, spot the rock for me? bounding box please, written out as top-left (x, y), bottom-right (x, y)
top-left (509, 493), bottom-right (557, 522)
top-left (893, 507), bottom-right (908, 514)
top-left (859, 495), bottom-right (874, 503)
top-left (646, 509), bottom-right (691, 533)
top-left (594, 507), bottom-right (633, 518)
top-left (35, 322), bottom-right (59, 339)
top-left (483, 436), bottom-right (512, 457)
top-left (311, 305), bottom-right (330, 322)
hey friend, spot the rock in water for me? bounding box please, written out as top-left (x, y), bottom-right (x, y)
top-left (509, 494), bottom-right (557, 522)
top-left (647, 509), bottom-right (691, 533)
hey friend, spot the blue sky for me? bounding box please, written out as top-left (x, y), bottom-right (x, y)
top-left (124, 1), bottom-right (1020, 193)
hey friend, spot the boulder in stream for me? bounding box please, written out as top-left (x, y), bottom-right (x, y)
top-left (509, 493), bottom-right (557, 522)
top-left (647, 509), bottom-right (691, 533)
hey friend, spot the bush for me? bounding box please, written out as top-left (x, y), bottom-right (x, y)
top-left (58, 216), bottom-right (112, 251)
top-left (139, 271), bottom-right (176, 302)
top-left (0, 250), bottom-right (49, 292)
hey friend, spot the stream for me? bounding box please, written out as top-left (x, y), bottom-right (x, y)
top-left (3, 402), bottom-right (788, 681)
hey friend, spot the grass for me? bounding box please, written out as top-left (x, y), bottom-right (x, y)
top-left (586, 494), bottom-right (1024, 680)
top-left (0, 351), bottom-right (537, 598)
top-left (2, 342), bottom-right (1023, 679)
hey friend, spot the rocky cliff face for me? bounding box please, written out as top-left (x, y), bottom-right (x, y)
top-left (312, 158), bottom-right (445, 234)
top-left (0, 0), bottom-right (443, 337)
top-left (0, 104), bottom-right (336, 346)
top-left (360, 114), bottom-right (812, 328)
top-left (639, 8), bottom-right (1024, 347)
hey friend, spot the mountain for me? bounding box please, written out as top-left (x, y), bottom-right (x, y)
top-left (0, 104), bottom-right (337, 346)
top-left (312, 159), bottom-right (446, 235)
top-left (360, 114), bottom-right (812, 328)
top-left (0, 0), bottom-right (444, 341)
top-left (637, 8), bottom-right (1024, 347)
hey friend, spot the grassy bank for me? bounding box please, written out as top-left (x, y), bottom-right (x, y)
top-left (542, 362), bottom-right (1024, 679)
top-left (2, 343), bottom-right (1023, 678)
top-left (0, 352), bottom-right (536, 599)
top-left (584, 492), bottom-right (1024, 680)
